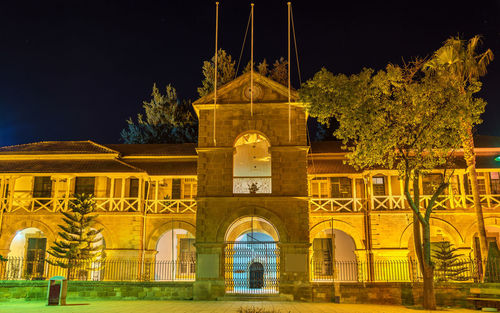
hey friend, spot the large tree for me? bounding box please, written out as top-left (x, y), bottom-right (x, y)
top-left (121, 83), bottom-right (197, 144)
top-left (424, 36), bottom-right (493, 279)
top-left (47, 193), bottom-right (104, 280)
top-left (300, 60), bottom-right (475, 309)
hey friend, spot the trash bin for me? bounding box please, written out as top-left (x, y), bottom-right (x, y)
top-left (47, 276), bottom-right (67, 306)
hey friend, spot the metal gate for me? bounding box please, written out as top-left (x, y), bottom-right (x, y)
top-left (224, 241), bottom-right (280, 294)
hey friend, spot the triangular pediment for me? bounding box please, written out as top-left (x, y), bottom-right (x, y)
top-left (192, 72), bottom-right (299, 105)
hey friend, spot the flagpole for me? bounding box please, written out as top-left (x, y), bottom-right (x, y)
top-left (213, 2), bottom-right (219, 146)
top-left (250, 3), bottom-right (254, 117)
top-left (287, 2), bottom-right (292, 142)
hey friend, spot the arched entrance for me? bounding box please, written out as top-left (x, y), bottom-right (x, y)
top-left (8, 228), bottom-right (47, 280)
top-left (224, 216), bottom-right (280, 294)
top-left (155, 228), bottom-right (195, 281)
top-left (249, 262), bottom-right (264, 288)
top-left (311, 228), bottom-right (357, 282)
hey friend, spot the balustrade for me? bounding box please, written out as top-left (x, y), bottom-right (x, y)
top-left (2, 196), bottom-right (196, 214)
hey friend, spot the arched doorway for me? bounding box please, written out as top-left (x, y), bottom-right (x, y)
top-left (224, 216), bottom-right (279, 294)
top-left (8, 228), bottom-right (47, 280)
top-left (311, 228), bottom-right (357, 282)
top-left (155, 228), bottom-right (195, 281)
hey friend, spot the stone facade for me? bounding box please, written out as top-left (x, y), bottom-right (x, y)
top-left (0, 72), bottom-right (499, 302)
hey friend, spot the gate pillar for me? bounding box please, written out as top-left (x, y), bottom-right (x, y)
top-left (193, 242), bottom-right (225, 300)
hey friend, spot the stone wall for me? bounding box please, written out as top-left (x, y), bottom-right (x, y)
top-left (312, 282), bottom-right (500, 308)
top-left (0, 280), bottom-right (193, 302)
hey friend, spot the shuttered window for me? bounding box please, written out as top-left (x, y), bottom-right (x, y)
top-left (33, 177), bottom-right (52, 198)
top-left (75, 177), bottom-right (95, 195)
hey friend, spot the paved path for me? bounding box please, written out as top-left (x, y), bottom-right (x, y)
top-left (0, 300), bottom-right (478, 313)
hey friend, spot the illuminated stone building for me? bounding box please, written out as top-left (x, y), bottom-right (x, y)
top-left (1, 72), bottom-right (500, 300)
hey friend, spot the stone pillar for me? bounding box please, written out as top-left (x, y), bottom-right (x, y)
top-left (193, 242), bottom-right (225, 300)
top-left (279, 242), bottom-right (311, 301)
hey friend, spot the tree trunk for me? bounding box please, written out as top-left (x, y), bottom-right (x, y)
top-left (461, 124), bottom-right (488, 281)
top-left (422, 220), bottom-right (436, 310)
top-left (423, 264), bottom-right (436, 310)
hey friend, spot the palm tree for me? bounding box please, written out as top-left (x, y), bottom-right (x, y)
top-left (425, 35), bottom-right (493, 280)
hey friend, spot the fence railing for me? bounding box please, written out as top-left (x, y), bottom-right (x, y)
top-left (310, 194), bottom-right (500, 212)
top-left (3, 197), bottom-right (197, 214)
top-left (0, 257), bottom-right (196, 281)
top-left (310, 258), bottom-right (500, 283)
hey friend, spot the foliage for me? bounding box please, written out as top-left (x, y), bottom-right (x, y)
top-left (269, 57), bottom-right (288, 86)
top-left (424, 35), bottom-right (492, 130)
top-left (300, 62), bottom-right (465, 176)
top-left (197, 49), bottom-right (236, 97)
top-left (242, 57), bottom-right (288, 86)
top-left (0, 254), bottom-right (6, 262)
top-left (121, 84), bottom-right (197, 144)
top-left (47, 193), bottom-right (103, 279)
top-left (432, 241), bottom-right (468, 281)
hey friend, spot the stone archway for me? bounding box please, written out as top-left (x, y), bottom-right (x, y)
top-left (224, 215), bottom-right (280, 294)
top-left (147, 220), bottom-right (196, 282)
top-left (309, 221), bottom-right (358, 282)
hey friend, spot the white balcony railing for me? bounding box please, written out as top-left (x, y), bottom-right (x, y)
top-left (3, 197), bottom-right (196, 214)
top-left (309, 198), bottom-right (365, 213)
top-left (233, 177), bottom-right (272, 194)
top-left (145, 199), bottom-right (197, 214)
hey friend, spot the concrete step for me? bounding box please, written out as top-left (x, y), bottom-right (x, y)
top-left (217, 293), bottom-right (292, 302)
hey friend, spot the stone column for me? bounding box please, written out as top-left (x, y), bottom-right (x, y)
top-left (279, 242), bottom-right (311, 301)
top-left (193, 242), bottom-right (225, 300)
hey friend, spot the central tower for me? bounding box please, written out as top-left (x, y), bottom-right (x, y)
top-left (192, 72), bottom-right (311, 300)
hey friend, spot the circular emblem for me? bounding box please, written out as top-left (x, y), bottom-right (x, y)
top-left (243, 83), bottom-right (263, 101)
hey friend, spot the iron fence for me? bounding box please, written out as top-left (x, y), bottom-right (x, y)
top-left (2, 256), bottom-right (500, 284)
top-left (224, 241), bottom-right (280, 294)
top-left (311, 258), bottom-right (500, 283)
top-left (0, 257), bottom-right (195, 281)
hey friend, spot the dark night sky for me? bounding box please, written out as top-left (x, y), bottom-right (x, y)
top-left (0, 0), bottom-right (499, 146)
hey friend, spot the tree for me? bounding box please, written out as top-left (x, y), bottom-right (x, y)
top-left (121, 83), bottom-right (197, 144)
top-left (47, 193), bottom-right (103, 280)
top-left (197, 49), bottom-right (236, 97)
top-left (269, 57), bottom-right (288, 86)
top-left (432, 241), bottom-right (469, 282)
top-left (424, 36), bottom-right (493, 279)
top-left (300, 61), bottom-right (469, 309)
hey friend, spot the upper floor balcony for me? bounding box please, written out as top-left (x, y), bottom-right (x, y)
top-left (2, 170), bottom-right (500, 215)
top-left (308, 171), bottom-right (500, 213)
top-left (0, 175), bottom-right (197, 214)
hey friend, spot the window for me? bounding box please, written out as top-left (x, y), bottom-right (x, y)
top-left (310, 177), bottom-right (329, 198)
top-left (33, 177), bottom-right (52, 198)
top-left (25, 237), bottom-right (47, 278)
top-left (171, 179), bottom-right (181, 199)
top-left (422, 174), bottom-right (443, 195)
top-left (372, 176), bottom-right (386, 196)
top-left (331, 177), bottom-right (352, 198)
top-left (75, 177), bottom-right (95, 195)
top-left (129, 178), bottom-right (139, 197)
top-left (182, 178), bottom-right (197, 199)
top-left (233, 133), bottom-right (271, 194)
top-left (450, 175), bottom-right (461, 195)
top-left (179, 238), bottom-right (196, 274)
top-left (312, 238), bottom-right (333, 276)
top-left (490, 172), bottom-right (500, 194)
top-left (465, 173), bottom-right (486, 195)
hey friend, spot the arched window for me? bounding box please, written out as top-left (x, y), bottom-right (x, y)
top-left (233, 133), bottom-right (271, 194)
